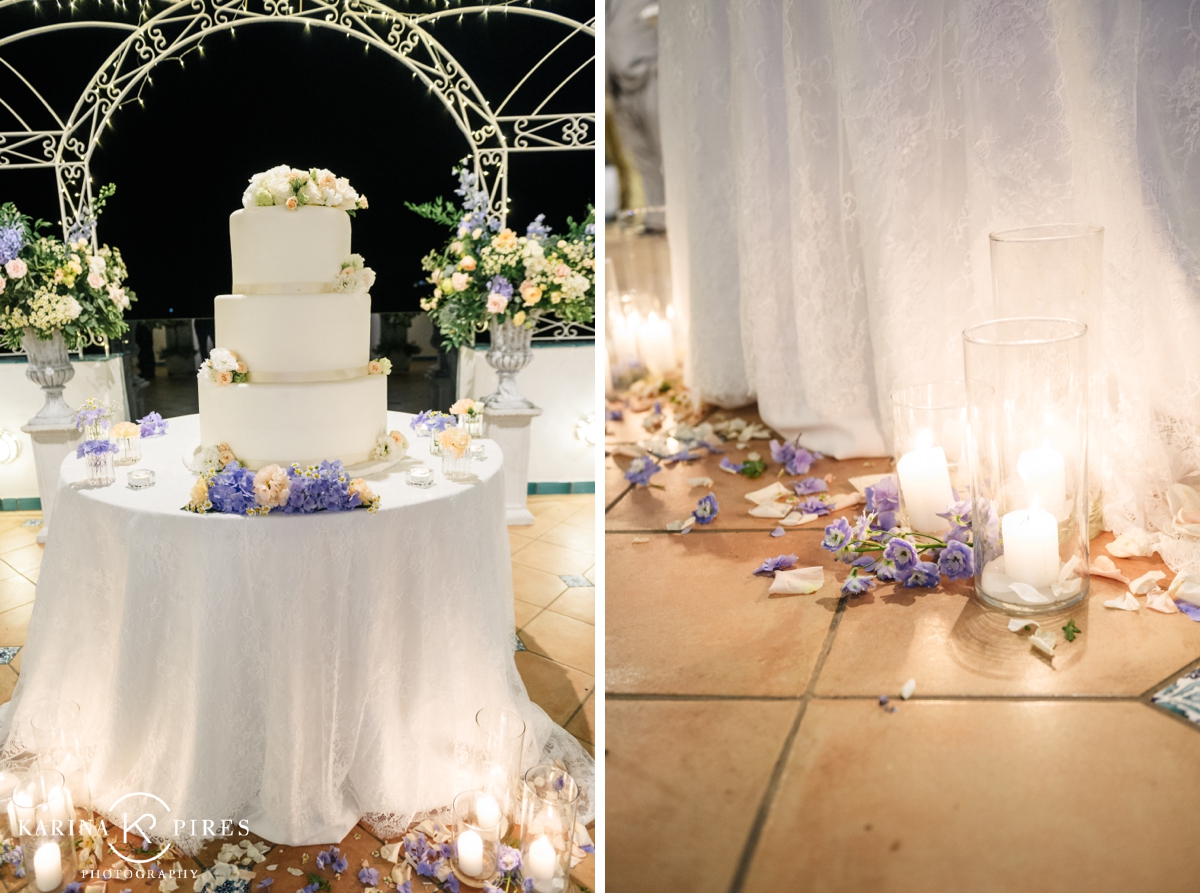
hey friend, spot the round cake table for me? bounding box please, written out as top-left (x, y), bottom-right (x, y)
top-left (0, 413), bottom-right (592, 848)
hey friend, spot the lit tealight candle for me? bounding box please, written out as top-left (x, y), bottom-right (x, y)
top-left (1017, 445), bottom-right (1066, 519)
top-left (1002, 507), bottom-right (1060, 589)
top-left (476, 794), bottom-right (501, 831)
top-left (896, 445), bottom-right (954, 533)
top-left (407, 467), bottom-right (433, 488)
top-left (456, 829), bottom-right (484, 878)
top-left (33, 841), bottom-right (62, 892)
top-left (527, 835), bottom-right (557, 890)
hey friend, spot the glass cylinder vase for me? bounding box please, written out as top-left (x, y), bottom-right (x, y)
top-left (429, 430), bottom-right (444, 457)
top-left (30, 700), bottom-right (92, 817)
top-left (13, 770), bottom-right (77, 893)
top-left (890, 381), bottom-right (981, 535)
top-left (442, 451), bottom-right (471, 481)
top-left (114, 436), bottom-right (141, 466)
top-left (451, 790), bottom-right (502, 887)
top-left (475, 706), bottom-right (526, 836)
top-left (963, 318), bottom-right (1089, 614)
top-left (458, 413), bottom-right (485, 438)
top-left (990, 224), bottom-right (1104, 539)
top-left (519, 765), bottom-right (579, 893)
top-left (82, 444), bottom-right (115, 488)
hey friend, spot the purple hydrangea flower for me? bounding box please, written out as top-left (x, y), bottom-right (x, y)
top-left (137, 411), bottom-right (169, 437)
top-left (0, 226), bottom-right (24, 265)
top-left (719, 457), bottom-right (744, 474)
top-left (821, 517), bottom-right (854, 561)
top-left (416, 859), bottom-right (436, 878)
top-left (904, 560), bottom-right (941, 588)
top-left (692, 493), bottom-right (718, 524)
top-left (624, 456), bottom-right (661, 487)
top-left (796, 497), bottom-right (830, 517)
top-left (65, 884), bottom-right (83, 893)
top-left (842, 572), bottom-right (876, 596)
top-left (938, 540), bottom-right (974, 581)
top-left (76, 438), bottom-right (119, 459)
top-left (793, 477), bottom-right (828, 496)
top-left (865, 477), bottom-right (900, 530)
top-left (754, 554), bottom-right (799, 577)
top-left (523, 879), bottom-right (535, 893)
top-left (883, 537), bottom-right (918, 575)
top-left (496, 845), bottom-right (521, 873)
top-left (316, 847), bottom-right (334, 870)
top-left (487, 275), bottom-right (513, 297)
top-left (358, 868), bottom-right (379, 887)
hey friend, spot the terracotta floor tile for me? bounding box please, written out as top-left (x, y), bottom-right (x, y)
top-left (564, 692), bottom-right (594, 744)
top-left (513, 598), bottom-right (543, 630)
top-left (745, 700), bottom-right (1200, 892)
top-left (511, 563), bottom-right (568, 607)
top-left (0, 562), bottom-right (19, 584)
top-left (0, 604), bottom-right (34, 648)
top-left (0, 526), bottom-right (38, 556)
top-left (0, 666), bottom-right (16, 706)
top-left (511, 540), bottom-right (594, 576)
top-left (538, 522), bottom-right (595, 554)
top-left (0, 544), bottom-right (42, 574)
top-left (604, 455), bottom-right (633, 511)
top-left (520, 610), bottom-right (595, 674)
top-left (606, 532), bottom-right (837, 696)
top-left (514, 651), bottom-right (594, 726)
top-left (561, 504), bottom-right (596, 531)
top-left (547, 587), bottom-right (594, 625)
top-left (816, 566), bottom-right (1200, 697)
top-left (570, 850), bottom-right (595, 891)
top-left (0, 576), bottom-right (35, 615)
top-left (607, 699), bottom-right (797, 893)
top-left (8, 650), bottom-right (19, 675)
top-left (508, 529), bottom-right (536, 552)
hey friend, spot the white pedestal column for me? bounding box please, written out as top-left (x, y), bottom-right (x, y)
top-left (19, 421), bottom-right (80, 545)
top-left (485, 405), bottom-right (542, 526)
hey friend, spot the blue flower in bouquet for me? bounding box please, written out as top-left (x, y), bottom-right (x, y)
top-left (883, 538), bottom-right (918, 577)
top-left (496, 845), bottom-right (521, 874)
top-left (692, 493), bottom-right (718, 524)
top-left (842, 570), bottom-right (876, 596)
top-left (796, 496), bottom-right (830, 517)
top-left (0, 226), bottom-right (24, 265)
top-left (526, 214), bottom-right (550, 243)
top-left (624, 456), bottom-right (661, 487)
top-left (74, 403), bottom-right (110, 431)
top-left (76, 439), bottom-right (118, 459)
top-left (793, 476), bottom-right (828, 496)
top-left (904, 560), bottom-right (941, 588)
top-left (487, 275), bottom-right (513, 298)
top-left (585, 222), bottom-right (595, 236)
top-left (522, 878), bottom-right (535, 893)
top-left (821, 517), bottom-right (854, 561)
top-left (357, 867), bottom-right (379, 887)
top-left (137, 411), bottom-right (169, 438)
top-left (865, 477), bottom-right (899, 529)
top-left (938, 539), bottom-right (974, 581)
top-left (754, 554), bottom-right (799, 577)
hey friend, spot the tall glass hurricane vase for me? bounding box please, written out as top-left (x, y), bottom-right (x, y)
top-left (990, 225), bottom-right (1104, 538)
top-left (483, 318), bottom-right (535, 410)
top-left (963, 319), bottom-right (1089, 615)
top-left (21, 329), bottom-right (75, 426)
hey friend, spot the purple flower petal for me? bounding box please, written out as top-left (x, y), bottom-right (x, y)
top-left (1176, 599), bottom-right (1200, 621)
top-left (770, 526), bottom-right (785, 537)
top-left (754, 554), bottom-right (799, 576)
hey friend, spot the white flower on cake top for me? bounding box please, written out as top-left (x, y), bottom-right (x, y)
top-left (242, 164), bottom-right (368, 212)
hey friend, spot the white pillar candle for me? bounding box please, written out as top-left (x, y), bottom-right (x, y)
top-left (610, 313), bottom-right (639, 368)
top-left (1002, 508), bottom-right (1060, 588)
top-left (34, 842), bottom-right (62, 892)
top-left (456, 830), bottom-right (484, 878)
top-left (528, 835), bottom-right (556, 887)
top-left (896, 445), bottom-right (954, 532)
top-left (1017, 446), bottom-right (1066, 519)
top-left (635, 312), bottom-right (676, 376)
top-left (476, 794), bottom-right (501, 831)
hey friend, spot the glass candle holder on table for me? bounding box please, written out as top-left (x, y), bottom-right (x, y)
top-left (519, 765), bottom-right (579, 893)
top-left (963, 318), bottom-right (1089, 614)
top-left (30, 700), bottom-right (92, 818)
top-left (12, 770), bottom-right (77, 893)
top-left (475, 706), bottom-right (526, 837)
top-left (451, 790), bottom-right (502, 886)
top-left (990, 225), bottom-right (1105, 539)
top-left (111, 422), bottom-right (142, 466)
top-left (890, 381), bottom-right (980, 535)
top-left (80, 442), bottom-right (115, 488)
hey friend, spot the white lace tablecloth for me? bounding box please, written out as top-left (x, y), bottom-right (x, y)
top-left (0, 413), bottom-right (593, 849)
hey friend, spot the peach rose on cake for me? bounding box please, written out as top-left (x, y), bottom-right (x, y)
top-left (253, 464), bottom-right (291, 508)
top-left (217, 443), bottom-right (237, 467)
top-left (216, 370), bottom-right (234, 386)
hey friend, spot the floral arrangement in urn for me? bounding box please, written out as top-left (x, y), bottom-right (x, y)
top-left (242, 165), bottom-right (368, 214)
top-left (0, 185), bottom-right (136, 352)
top-left (407, 161), bottom-right (595, 348)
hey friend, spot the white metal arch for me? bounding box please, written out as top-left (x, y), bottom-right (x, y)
top-left (0, 0), bottom-right (595, 240)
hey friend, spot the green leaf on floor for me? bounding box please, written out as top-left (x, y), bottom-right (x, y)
top-left (1063, 618), bottom-right (1081, 642)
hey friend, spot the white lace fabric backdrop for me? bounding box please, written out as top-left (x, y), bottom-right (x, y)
top-left (659, 0), bottom-right (1200, 571)
top-left (0, 414), bottom-right (594, 851)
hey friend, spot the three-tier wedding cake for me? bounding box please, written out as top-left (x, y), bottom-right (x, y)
top-left (196, 166), bottom-right (387, 471)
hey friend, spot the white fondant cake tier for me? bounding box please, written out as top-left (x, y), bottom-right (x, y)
top-left (215, 293), bottom-right (370, 379)
top-left (230, 206), bottom-right (350, 290)
top-left (198, 375), bottom-right (387, 471)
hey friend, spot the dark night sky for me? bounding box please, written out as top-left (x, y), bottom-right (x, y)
top-left (0, 1), bottom-right (595, 318)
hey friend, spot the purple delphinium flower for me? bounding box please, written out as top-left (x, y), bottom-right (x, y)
top-left (299, 884), bottom-right (319, 893)
top-left (624, 456), bottom-right (661, 487)
top-left (525, 213), bottom-right (550, 243)
top-left (416, 859), bottom-right (436, 878)
top-left (428, 413), bottom-right (456, 434)
top-left (719, 456), bottom-right (744, 474)
top-left (316, 847), bottom-right (334, 870)
top-left (793, 477), bottom-right (828, 496)
top-left (410, 410), bottom-right (434, 433)
top-left (137, 411), bottom-right (169, 438)
top-left (937, 498), bottom-right (972, 544)
top-left (769, 438), bottom-right (819, 475)
top-left (938, 540), bottom-right (974, 581)
top-left (692, 493), bottom-right (718, 524)
top-left (865, 477), bottom-right (900, 530)
top-left (606, 409), bottom-right (623, 421)
top-left (904, 560), bottom-right (941, 588)
top-left (523, 879), bottom-right (535, 893)
top-left (396, 884), bottom-right (413, 893)
top-left (873, 557), bottom-right (902, 583)
top-left (754, 554), bottom-right (799, 577)
top-left (0, 226), bottom-right (24, 265)
top-left (842, 571), bottom-right (876, 596)
top-left (257, 880), bottom-right (274, 889)
top-left (882, 537), bottom-right (918, 576)
top-left (358, 867), bottom-right (379, 887)
top-left (487, 275), bottom-right (513, 298)
top-left (76, 438), bottom-right (119, 459)
top-left (796, 497), bottom-right (830, 517)
top-left (1176, 600), bottom-right (1200, 621)
top-left (496, 845), bottom-right (521, 874)
top-left (821, 517), bottom-right (854, 561)
top-left (65, 884), bottom-right (83, 893)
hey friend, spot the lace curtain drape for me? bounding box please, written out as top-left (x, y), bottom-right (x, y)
top-left (659, 0), bottom-right (1200, 570)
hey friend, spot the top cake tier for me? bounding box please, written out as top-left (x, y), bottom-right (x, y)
top-left (229, 206), bottom-right (351, 292)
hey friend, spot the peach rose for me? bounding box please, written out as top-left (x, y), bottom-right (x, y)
top-left (253, 464), bottom-right (291, 508)
top-left (493, 229), bottom-right (518, 251)
top-left (520, 281), bottom-right (543, 306)
top-left (285, 196), bottom-right (298, 210)
top-left (389, 429), bottom-right (407, 447)
top-left (217, 443), bottom-right (237, 466)
top-left (216, 370), bottom-right (234, 387)
top-left (348, 478), bottom-right (375, 505)
top-left (111, 422), bottom-right (139, 439)
top-left (486, 292), bottom-right (508, 314)
top-left (236, 362), bottom-right (248, 374)
top-left (188, 477), bottom-right (209, 509)
top-left (451, 271), bottom-right (469, 292)
top-left (459, 256), bottom-right (477, 271)
top-left (438, 426), bottom-right (472, 458)
top-left (4, 258), bottom-right (27, 279)
top-left (86, 271), bottom-right (105, 290)
top-left (449, 398), bottom-right (477, 416)
top-left (367, 360), bottom-right (383, 375)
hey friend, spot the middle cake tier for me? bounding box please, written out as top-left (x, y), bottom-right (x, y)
top-left (198, 374), bottom-right (387, 471)
top-left (214, 292), bottom-right (370, 380)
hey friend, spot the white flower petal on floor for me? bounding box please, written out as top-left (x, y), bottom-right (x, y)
top-left (780, 511), bottom-right (819, 527)
top-left (1129, 571), bottom-right (1167, 594)
top-left (744, 481), bottom-right (789, 504)
top-left (1107, 528), bottom-right (1161, 558)
top-left (900, 678), bottom-right (916, 700)
top-left (768, 566), bottom-right (823, 595)
top-left (687, 476), bottom-right (713, 488)
top-left (1147, 592), bottom-right (1180, 614)
top-left (1168, 572), bottom-right (1200, 606)
top-left (1104, 592), bottom-right (1140, 611)
top-left (1030, 628), bottom-right (1057, 657)
top-left (1088, 555), bottom-right (1131, 585)
top-left (749, 502), bottom-right (791, 519)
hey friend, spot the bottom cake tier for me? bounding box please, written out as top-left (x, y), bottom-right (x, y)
top-left (198, 375), bottom-right (387, 471)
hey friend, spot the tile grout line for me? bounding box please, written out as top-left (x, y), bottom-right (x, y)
top-left (726, 592), bottom-right (850, 893)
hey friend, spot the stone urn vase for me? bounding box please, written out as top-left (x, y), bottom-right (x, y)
top-left (483, 318), bottom-right (535, 410)
top-left (21, 328), bottom-right (75, 426)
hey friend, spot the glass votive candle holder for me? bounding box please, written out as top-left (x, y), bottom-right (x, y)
top-left (127, 469), bottom-right (155, 490)
top-left (470, 442), bottom-right (487, 463)
top-left (30, 700), bottom-right (92, 817)
top-left (79, 441), bottom-right (116, 488)
top-left (407, 467), bottom-right (433, 488)
top-left (0, 768), bottom-right (20, 838)
top-left (519, 765), bottom-right (579, 893)
top-left (451, 790), bottom-right (502, 885)
top-left (890, 381), bottom-right (982, 535)
top-left (111, 422), bottom-right (142, 466)
top-left (475, 706), bottom-right (526, 834)
top-left (13, 770), bottom-right (77, 893)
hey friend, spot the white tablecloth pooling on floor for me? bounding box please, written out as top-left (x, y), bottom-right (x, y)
top-left (0, 413), bottom-right (593, 849)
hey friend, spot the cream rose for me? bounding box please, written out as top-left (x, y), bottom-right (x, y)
top-left (285, 196), bottom-right (298, 210)
top-left (111, 421), bottom-right (139, 439)
top-left (513, 310), bottom-right (527, 326)
top-left (208, 348), bottom-right (239, 373)
top-left (367, 360), bottom-right (383, 375)
top-left (4, 258), bottom-right (27, 279)
top-left (451, 271), bottom-right (469, 292)
top-left (89, 254), bottom-right (107, 275)
top-left (86, 271), bottom-right (105, 290)
top-left (486, 292), bottom-right (508, 314)
top-left (253, 464), bottom-right (291, 508)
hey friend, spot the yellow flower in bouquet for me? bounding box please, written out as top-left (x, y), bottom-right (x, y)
top-left (438, 426), bottom-right (472, 458)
